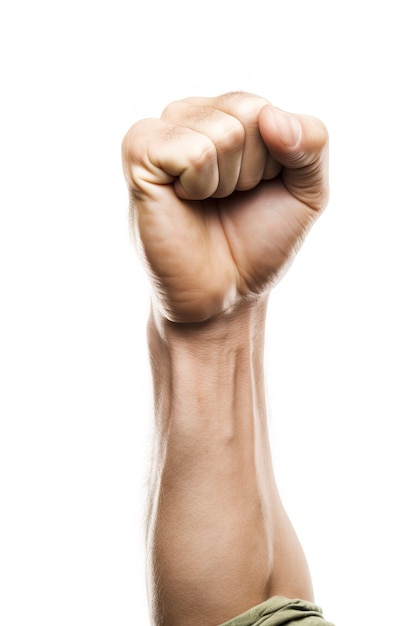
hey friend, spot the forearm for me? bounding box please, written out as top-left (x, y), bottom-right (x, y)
top-left (146, 297), bottom-right (277, 625)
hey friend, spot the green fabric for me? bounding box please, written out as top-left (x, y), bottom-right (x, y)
top-left (219, 596), bottom-right (335, 626)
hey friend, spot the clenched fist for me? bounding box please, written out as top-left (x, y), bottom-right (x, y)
top-left (122, 92), bottom-right (329, 323)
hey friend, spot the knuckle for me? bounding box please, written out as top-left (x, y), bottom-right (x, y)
top-left (121, 124), bottom-right (138, 163)
top-left (188, 136), bottom-right (217, 171)
top-left (160, 99), bottom-right (184, 121)
top-left (214, 117), bottom-right (245, 152)
top-left (121, 119), bottom-right (148, 164)
top-left (161, 97), bottom-right (213, 123)
top-left (218, 91), bottom-right (271, 125)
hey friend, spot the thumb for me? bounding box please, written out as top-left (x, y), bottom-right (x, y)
top-left (259, 105), bottom-right (329, 211)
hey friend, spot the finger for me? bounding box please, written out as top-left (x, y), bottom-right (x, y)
top-left (258, 105), bottom-right (329, 211)
top-left (211, 92), bottom-right (272, 190)
top-left (263, 153), bottom-right (282, 180)
top-left (161, 99), bottom-right (245, 198)
top-left (122, 118), bottom-right (219, 200)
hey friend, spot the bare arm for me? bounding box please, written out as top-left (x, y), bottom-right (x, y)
top-left (122, 92), bottom-right (329, 626)
top-left (145, 300), bottom-right (314, 625)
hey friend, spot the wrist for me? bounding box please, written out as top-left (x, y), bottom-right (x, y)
top-left (148, 296), bottom-right (269, 358)
top-left (147, 295), bottom-right (269, 443)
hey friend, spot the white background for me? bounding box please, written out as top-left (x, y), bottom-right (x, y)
top-left (1, 1), bottom-right (416, 624)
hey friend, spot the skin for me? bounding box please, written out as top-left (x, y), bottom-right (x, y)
top-left (122, 92), bottom-right (329, 626)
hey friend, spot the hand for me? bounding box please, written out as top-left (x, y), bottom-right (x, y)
top-left (122, 92), bottom-right (329, 322)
